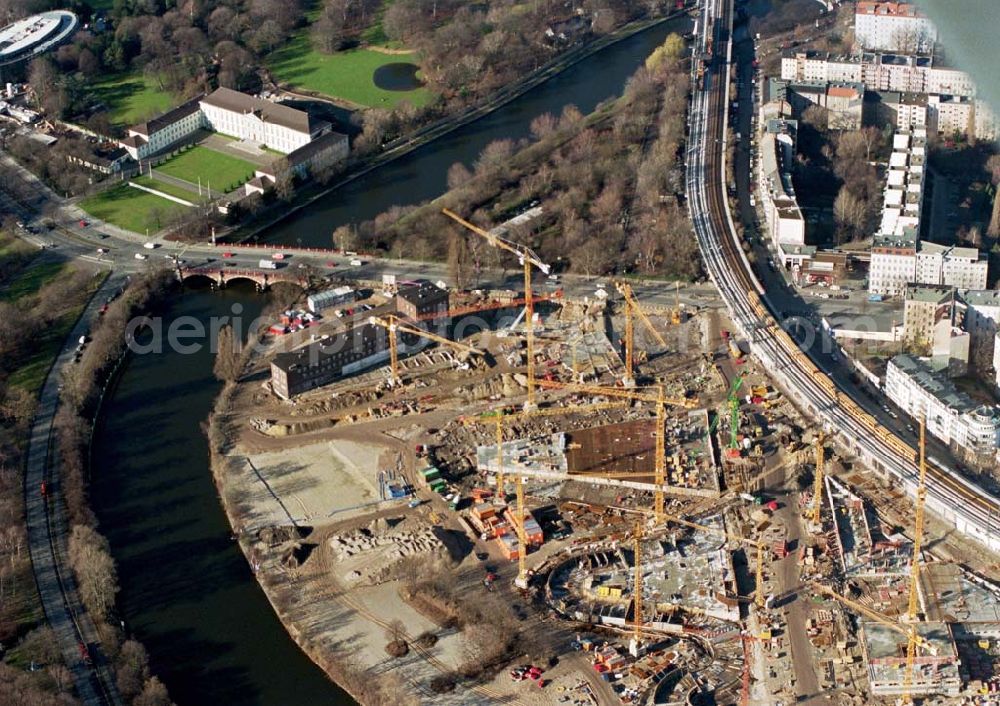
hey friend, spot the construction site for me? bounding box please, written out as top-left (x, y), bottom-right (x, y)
top-left (206, 208), bottom-right (1000, 705)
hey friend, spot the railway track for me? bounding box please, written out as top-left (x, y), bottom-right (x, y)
top-left (686, 0), bottom-right (1000, 552)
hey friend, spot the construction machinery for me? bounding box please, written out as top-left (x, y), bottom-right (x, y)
top-left (812, 580), bottom-right (934, 704)
top-left (672, 282), bottom-right (683, 325)
top-left (368, 314), bottom-right (483, 384)
top-left (615, 281), bottom-right (669, 387)
top-left (442, 208), bottom-right (550, 410)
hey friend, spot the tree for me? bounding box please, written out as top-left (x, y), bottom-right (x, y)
top-left (67, 525), bottom-right (119, 622)
top-left (447, 231), bottom-right (472, 289)
top-left (275, 171), bottom-right (296, 203)
top-left (116, 640), bottom-right (151, 701)
top-left (833, 186), bottom-right (868, 243)
top-left (332, 224), bottom-right (360, 252)
top-left (213, 324), bottom-right (242, 382)
top-left (801, 105), bottom-right (829, 133)
top-left (133, 677), bottom-right (173, 706)
top-left (529, 113), bottom-right (557, 141)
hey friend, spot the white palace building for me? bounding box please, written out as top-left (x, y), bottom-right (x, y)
top-left (120, 87), bottom-right (332, 161)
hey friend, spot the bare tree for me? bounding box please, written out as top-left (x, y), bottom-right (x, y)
top-left (213, 325), bottom-right (243, 382)
top-left (68, 524), bottom-right (119, 622)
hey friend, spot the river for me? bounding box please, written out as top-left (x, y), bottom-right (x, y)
top-left (92, 15), bottom-right (689, 706)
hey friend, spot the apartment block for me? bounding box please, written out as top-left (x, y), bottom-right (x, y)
top-left (854, 2), bottom-right (937, 53)
top-left (757, 118), bottom-right (805, 263)
top-left (886, 354), bottom-right (1000, 457)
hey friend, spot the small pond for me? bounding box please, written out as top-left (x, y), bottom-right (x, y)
top-left (372, 62), bottom-right (423, 91)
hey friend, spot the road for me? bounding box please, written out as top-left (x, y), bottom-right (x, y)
top-left (24, 271), bottom-right (126, 706)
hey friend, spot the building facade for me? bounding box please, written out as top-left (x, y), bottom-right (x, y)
top-left (854, 1), bottom-right (937, 53)
top-left (199, 87), bottom-right (327, 154)
top-left (886, 354), bottom-right (1000, 457)
top-left (270, 282), bottom-right (450, 398)
top-left (120, 97), bottom-right (206, 161)
top-left (757, 118), bottom-right (805, 261)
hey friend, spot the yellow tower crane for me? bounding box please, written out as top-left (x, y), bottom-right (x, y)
top-left (537, 379), bottom-right (696, 520)
top-left (903, 416), bottom-right (930, 702)
top-left (812, 580), bottom-right (934, 705)
top-left (633, 521), bottom-right (644, 644)
top-left (442, 208), bottom-right (551, 410)
top-left (810, 432), bottom-right (825, 527)
top-left (615, 281), bottom-right (669, 387)
top-left (368, 314), bottom-right (484, 384)
top-left (672, 281), bottom-right (682, 325)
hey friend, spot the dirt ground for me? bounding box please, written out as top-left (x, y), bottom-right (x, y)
top-left (240, 439), bottom-right (384, 528)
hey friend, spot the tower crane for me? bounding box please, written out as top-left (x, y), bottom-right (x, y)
top-left (614, 281), bottom-right (669, 387)
top-left (811, 581), bottom-right (934, 705)
top-left (810, 432), bottom-right (826, 527)
top-left (442, 208), bottom-right (550, 410)
top-left (672, 281), bottom-right (683, 325)
top-left (903, 417), bottom-right (929, 701)
top-left (368, 314), bottom-right (483, 384)
top-left (537, 379), bottom-right (697, 520)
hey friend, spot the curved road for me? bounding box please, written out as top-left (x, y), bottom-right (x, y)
top-left (24, 271), bottom-right (126, 705)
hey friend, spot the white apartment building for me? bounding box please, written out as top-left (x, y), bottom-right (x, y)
top-left (886, 354), bottom-right (1000, 457)
top-left (781, 51), bottom-right (976, 98)
top-left (870, 232), bottom-right (918, 296)
top-left (854, 1), bottom-right (937, 54)
top-left (963, 289), bottom-right (1000, 372)
top-left (757, 118), bottom-right (805, 260)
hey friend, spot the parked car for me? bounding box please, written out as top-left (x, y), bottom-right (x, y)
top-left (134, 253), bottom-right (147, 260)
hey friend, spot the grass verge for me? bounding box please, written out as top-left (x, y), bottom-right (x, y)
top-left (92, 72), bottom-right (174, 127)
top-left (80, 184), bottom-right (188, 235)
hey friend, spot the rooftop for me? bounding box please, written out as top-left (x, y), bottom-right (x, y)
top-left (201, 87), bottom-right (320, 135)
top-left (0, 11), bottom-right (78, 64)
top-left (129, 95), bottom-right (203, 137)
top-left (889, 354), bottom-right (979, 414)
top-left (904, 284), bottom-right (955, 305)
top-left (962, 289), bottom-right (1000, 308)
top-left (856, 1), bottom-right (926, 18)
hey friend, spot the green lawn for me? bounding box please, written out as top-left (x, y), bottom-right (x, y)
top-left (80, 184), bottom-right (188, 235)
top-left (6, 271), bottom-right (105, 395)
top-left (154, 146), bottom-right (257, 191)
top-left (0, 260), bottom-right (65, 301)
top-left (92, 72), bottom-right (174, 127)
top-left (132, 175), bottom-right (204, 203)
top-left (269, 35), bottom-right (432, 108)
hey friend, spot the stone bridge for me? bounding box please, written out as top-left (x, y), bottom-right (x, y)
top-left (177, 266), bottom-right (307, 290)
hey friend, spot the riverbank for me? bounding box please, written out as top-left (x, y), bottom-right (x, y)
top-left (232, 9), bottom-right (689, 244)
top-left (205, 380), bottom-right (474, 705)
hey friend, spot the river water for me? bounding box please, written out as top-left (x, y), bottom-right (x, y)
top-left (92, 15), bottom-right (689, 706)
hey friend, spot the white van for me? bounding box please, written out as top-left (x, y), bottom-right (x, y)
top-left (143, 242), bottom-right (157, 250)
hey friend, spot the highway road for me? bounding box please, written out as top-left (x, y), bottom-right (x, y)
top-left (24, 271), bottom-right (126, 706)
top-left (687, 0), bottom-right (1000, 563)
